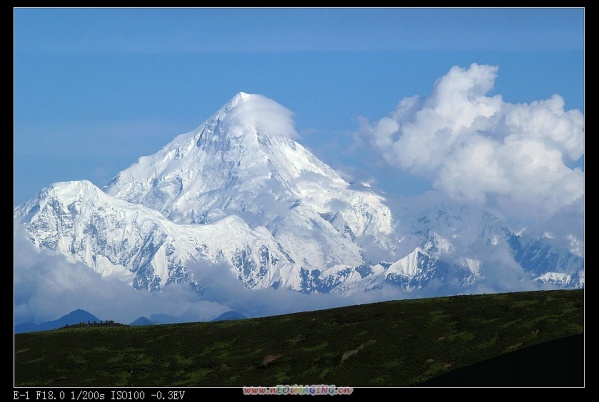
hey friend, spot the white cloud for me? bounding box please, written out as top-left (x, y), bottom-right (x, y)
top-left (225, 93), bottom-right (298, 140)
top-left (359, 63), bottom-right (584, 221)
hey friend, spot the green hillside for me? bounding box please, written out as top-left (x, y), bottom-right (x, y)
top-left (14, 288), bottom-right (584, 387)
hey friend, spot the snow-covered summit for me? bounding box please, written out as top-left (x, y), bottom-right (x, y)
top-left (103, 93), bottom-right (393, 238)
top-left (208, 91), bottom-right (299, 140)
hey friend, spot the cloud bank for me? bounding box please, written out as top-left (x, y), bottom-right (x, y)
top-left (13, 226), bottom-right (412, 326)
top-left (14, 223), bottom-right (549, 327)
top-left (358, 63), bottom-right (584, 222)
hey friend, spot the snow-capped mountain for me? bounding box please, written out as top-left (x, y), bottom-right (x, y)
top-left (13, 92), bottom-right (584, 298)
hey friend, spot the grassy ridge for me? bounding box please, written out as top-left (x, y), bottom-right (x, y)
top-left (14, 289), bottom-right (584, 387)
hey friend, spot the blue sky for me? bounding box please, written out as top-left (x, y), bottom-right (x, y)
top-left (14, 7), bottom-right (584, 225)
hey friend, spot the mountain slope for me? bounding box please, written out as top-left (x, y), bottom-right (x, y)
top-left (14, 289), bottom-right (584, 387)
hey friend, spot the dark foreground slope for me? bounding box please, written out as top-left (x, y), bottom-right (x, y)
top-left (14, 289), bottom-right (584, 387)
top-left (416, 333), bottom-right (584, 387)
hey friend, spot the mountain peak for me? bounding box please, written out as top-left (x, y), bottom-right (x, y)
top-left (208, 92), bottom-right (298, 141)
top-left (231, 91), bottom-right (253, 103)
top-left (217, 92), bottom-right (253, 112)
top-left (103, 92), bottom-right (340, 221)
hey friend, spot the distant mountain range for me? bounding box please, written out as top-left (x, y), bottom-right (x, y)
top-left (15, 309), bottom-right (100, 334)
top-left (15, 309), bottom-right (248, 333)
top-left (13, 92), bottom-right (583, 323)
